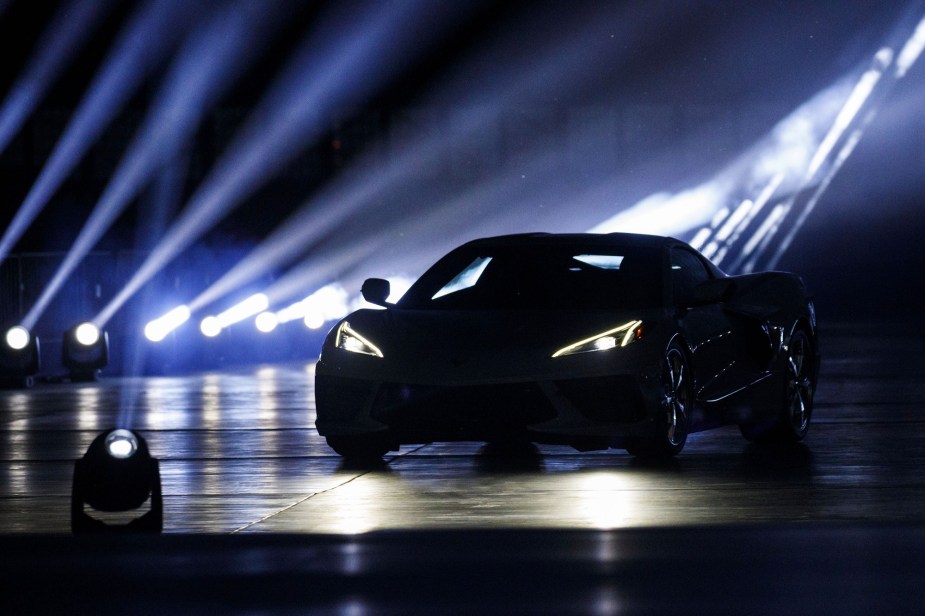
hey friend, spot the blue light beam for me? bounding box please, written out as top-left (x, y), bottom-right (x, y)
top-left (95, 0), bottom-right (474, 327)
top-left (185, 2), bottom-right (672, 314)
top-left (0, 0), bottom-right (198, 265)
top-left (0, 0), bottom-right (115, 156)
top-left (20, 0), bottom-right (291, 331)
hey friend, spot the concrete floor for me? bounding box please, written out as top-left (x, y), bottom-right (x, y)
top-left (1, 322), bottom-right (924, 612)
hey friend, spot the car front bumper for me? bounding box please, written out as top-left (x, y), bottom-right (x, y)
top-left (315, 370), bottom-right (661, 446)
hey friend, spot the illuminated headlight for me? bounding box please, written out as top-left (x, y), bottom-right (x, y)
top-left (552, 320), bottom-right (644, 358)
top-left (335, 321), bottom-right (383, 358)
top-left (105, 429), bottom-right (139, 459)
top-left (5, 326), bottom-right (30, 351)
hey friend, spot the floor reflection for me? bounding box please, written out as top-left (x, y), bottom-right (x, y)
top-left (2, 326), bottom-right (925, 534)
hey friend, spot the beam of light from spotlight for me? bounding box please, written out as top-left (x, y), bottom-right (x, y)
top-left (611, 11), bottom-right (925, 272)
top-left (200, 293), bottom-right (268, 337)
top-left (235, 164), bottom-right (546, 317)
top-left (120, 156), bottom-right (192, 429)
top-left (586, 45), bottom-right (895, 255)
top-left (143, 305), bottom-right (191, 342)
top-left (896, 15), bottom-right (925, 78)
top-left (254, 312), bottom-right (279, 333)
top-left (255, 284), bottom-right (350, 333)
top-left (215, 239), bottom-right (380, 323)
top-left (326, 6), bottom-right (925, 289)
top-left (180, 3), bottom-right (683, 317)
top-left (188, 196), bottom-right (386, 313)
top-left (0, 0), bottom-right (196, 265)
top-left (714, 173), bottom-right (785, 268)
top-left (326, 44), bottom-right (859, 286)
top-left (0, 0), bottom-right (115, 156)
top-left (764, 129), bottom-right (865, 271)
top-left (589, 181), bottom-right (735, 237)
top-left (341, 55), bottom-right (879, 287)
top-left (161, 237), bottom-right (375, 342)
top-left (584, 73), bottom-right (858, 240)
top-left (743, 13), bottom-right (925, 272)
top-left (806, 48), bottom-right (891, 179)
top-left (95, 0), bottom-right (474, 329)
top-left (306, 140), bottom-right (602, 296)
top-left (19, 0), bottom-right (290, 332)
top-left (691, 172), bottom-right (784, 264)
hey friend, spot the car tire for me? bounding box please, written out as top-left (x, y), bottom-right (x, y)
top-left (325, 433), bottom-right (393, 460)
top-left (739, 328), bottom-right (815, 443)
top-left (626, 341), bottom-right (692, 457)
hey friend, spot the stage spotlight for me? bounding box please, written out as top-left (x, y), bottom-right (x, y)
top-left (144, 305), bottom-right (191, 342)
top-left (200, 316), bottom-right (221, 338)
top-left (200, 293), bottom-right (269, 337)
top-left (1, 325), bottom-right (40, 388)
top-left (71, 428), bottom-right (162, 533)
top-left (304, 312), bottom-right (325, 330)
top-left (62, 322), bottom-right (109, 382)
top-left (255, 311), bottom-right (278, 333)
top-left (5, 326), bottom-right (30, 351)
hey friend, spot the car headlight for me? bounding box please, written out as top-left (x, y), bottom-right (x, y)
top-left (552, 320), bottom-right (644, 358)
top-left (335, 321), bottom-right (384, 358)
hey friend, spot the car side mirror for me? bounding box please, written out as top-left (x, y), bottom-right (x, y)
top-left (361, 278), bottom-right (391, 307)
top-left (690, 278), bottom-right (735, 306)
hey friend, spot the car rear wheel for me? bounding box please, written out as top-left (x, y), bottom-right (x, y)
top-left (325, 433), bottom-right (393, 460)
top-left (740, 328), bottom-right (815, 443)
top-left (626, 342), bottom-right (691, 457)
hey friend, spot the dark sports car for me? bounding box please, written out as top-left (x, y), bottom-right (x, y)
top-left (315, 232), bottom-right (818, 458)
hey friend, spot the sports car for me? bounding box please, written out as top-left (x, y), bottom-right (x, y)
top-left (315, 232), bottom-right (819, 458)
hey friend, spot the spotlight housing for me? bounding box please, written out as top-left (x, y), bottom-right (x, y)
top-left (71, 428), bottom-right (162, 533)
top-left (62, 322), bottom-right (109, 382)
top-left (0, 324), bottom-right (41, 388)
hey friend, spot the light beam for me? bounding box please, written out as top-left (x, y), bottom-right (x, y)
top-left (143, 305), bottom-right (191, 342)
top-left (0, 0), bottom-right (196, 265)
top-left (19, 0), bottom-right (290, 330)
top-left (95, 0), bottom-right (472, 328)
top-left (181, 2), bottom-right (681, 317)
top-left (199, 293), bottom-right (268, 337)
top-left (0, 0), bottom-right (115, 156)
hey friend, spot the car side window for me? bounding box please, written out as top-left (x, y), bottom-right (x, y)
top-left (670, 248), bottom-right (710, 306)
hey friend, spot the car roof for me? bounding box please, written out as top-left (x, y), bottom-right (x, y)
top-left (453, 232), bottom-right (726, 278)
top-left (457, 232), bottom-right (682, 251)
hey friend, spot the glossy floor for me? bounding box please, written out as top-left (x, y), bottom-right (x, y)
top-left (2, 324), bottom-right (925, 533)
top-left (2, 323), bottom-right (924, 613)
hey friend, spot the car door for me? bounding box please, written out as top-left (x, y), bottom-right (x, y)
top-left (669, 247), bottom-right (745, 412)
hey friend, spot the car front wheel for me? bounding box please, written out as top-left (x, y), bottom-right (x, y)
top-left (626, 341), bottom-right (692, 457)
top-left (325, 433), bottom-right (393, 460)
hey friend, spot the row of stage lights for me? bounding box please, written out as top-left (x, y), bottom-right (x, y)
top-left (9, 281), bottom-right (406, 532)
top-left (144, 282), bottom-right (354, 342)
top-left (0, 302), bottom-right (333, 386)
top-left (0, 280), bottom-right (393, 386)
top-left (1, 321), bottom-right (108, 386)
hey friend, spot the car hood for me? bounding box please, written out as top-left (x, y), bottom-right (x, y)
top-left (325, 307), bottom-right (663, 383)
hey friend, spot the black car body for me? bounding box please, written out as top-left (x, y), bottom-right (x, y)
top-left (315, 233), bottom-right (819, 458)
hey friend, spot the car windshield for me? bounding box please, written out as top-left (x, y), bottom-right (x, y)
top-left (399, 244), bottom-right (663, 310)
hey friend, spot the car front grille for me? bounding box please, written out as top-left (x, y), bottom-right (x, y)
top-left (371, 381), bottom-right (557, 431)
top-left (370, 374), bottom-right (647, 433)
top-left (553, 375), bottom-right (647, 423)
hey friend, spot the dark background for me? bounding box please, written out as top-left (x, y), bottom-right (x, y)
top-left (0, 0), bottom-right (923, 373)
